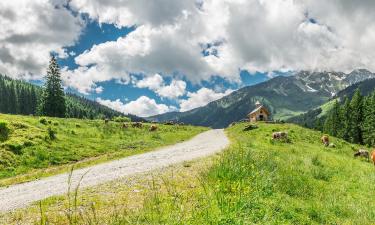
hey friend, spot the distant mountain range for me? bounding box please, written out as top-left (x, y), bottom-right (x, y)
top-left (148, 69), bottom-right (375, 128)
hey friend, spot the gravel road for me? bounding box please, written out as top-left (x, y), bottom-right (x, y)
top-left (0, 129), bottom-right (229, 212)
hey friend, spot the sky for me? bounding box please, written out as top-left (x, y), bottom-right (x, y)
top-left (1, 0), bottom-right (375, 117)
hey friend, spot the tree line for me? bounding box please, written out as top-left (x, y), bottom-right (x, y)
top-left (0, 57), bottom-right (125, 120)
top-left (323, 89), bottom-right (375, 146)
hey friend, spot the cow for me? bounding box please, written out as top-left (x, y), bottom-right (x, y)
top-left (122, 123), bottom-right (129, 129)
top-left (149, 125), bottom-right (158, 132)
top-left (354, 149), bottom-right (370, 161)
top-left (104, 118), bottom-right (110, 124)
top-left (164, 121), bottom-right (175, 125)
top-left (272, 131), bottom-right (288, 140)
top-left (132, 122), bottom-right (143, 128)
top-left (321, 135), bottom-right (329, 147)
top-left (371, 150), bottom-right (375, 166)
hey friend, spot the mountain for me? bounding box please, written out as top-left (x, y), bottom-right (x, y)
top-left (0, 74), bottom-right (144, 121)
top-left (287, 77), bottom-right (375, 129)
top-left (335, 77), bottom-right (375, 100)
top-left (148, 70), bottom-right (375, 128)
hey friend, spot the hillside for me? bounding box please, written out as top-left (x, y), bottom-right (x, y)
top-left (4, 123), bottom-right (374, 224)
top-left (0, 75), bottom-right (143, 120)
top-left (288, 77), bottom-right (375, 129)
top-left (0, 113), bottom-right (206, 186)
top-left (148, 70), bottom-right (375, 128)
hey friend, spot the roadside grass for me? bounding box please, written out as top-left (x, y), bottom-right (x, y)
top-left (0, 113), bottom-right (207, 186)
top-left (1, 122), bottom-right (375, 224)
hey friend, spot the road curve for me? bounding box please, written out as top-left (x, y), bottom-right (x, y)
top-left (0, 129), bottom-right (229, 212)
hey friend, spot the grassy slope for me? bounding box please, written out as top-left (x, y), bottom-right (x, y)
top-left (0, 113), bottom-right (207, 186)
top-left (2, 123), bottom-right (375, 224)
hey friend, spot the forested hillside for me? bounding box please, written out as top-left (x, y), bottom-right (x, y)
top-left (0, 74), bottom-right (137, 120)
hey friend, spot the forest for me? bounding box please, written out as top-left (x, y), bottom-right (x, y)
top-left (0, 74), bottom-right (124, 120)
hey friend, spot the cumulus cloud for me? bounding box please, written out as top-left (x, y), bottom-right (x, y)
top-left (97, 96), bottom-right (175, 117)
top-left (62, 0), bottom-right (375, 95)
top-left (0, 0), bottom-right (83, 79)
top-left (135, 74), bottom-right (186, 99)
top-left (179, 88), bottom-right (233, 112)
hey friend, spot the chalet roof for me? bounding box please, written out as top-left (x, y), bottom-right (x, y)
top-left (248, 105), bottom-right (269, 116)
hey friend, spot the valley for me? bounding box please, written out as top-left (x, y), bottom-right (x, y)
top-left (1, 122), bottom-right (374, 224)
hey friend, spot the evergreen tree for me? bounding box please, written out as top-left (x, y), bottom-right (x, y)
top-left (323, 100), bottom-right (342, 137)
top-left (39, 56), bottom-right (66, 117)
top-left (349, 89), bottom-right (364, 144)
top-left (341, 98), bottom-right (351, 141)
top-left (362, 92), bottom-right (375, 146)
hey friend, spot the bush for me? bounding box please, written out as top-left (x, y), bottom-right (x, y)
top-left (0, 121), bottom-right (9, 142)
top-left (0, 150), bottom-right (19, 170)
top-left (4, 141), bottom-right (23, 154)
top-left (39, 118), bottom-right (48, 125)
top-left (48, 127), bottom-right (56, 140)
top-left (113, 116), bottom-right (131, 123)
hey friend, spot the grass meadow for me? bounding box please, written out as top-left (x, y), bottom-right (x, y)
top-left (1, 122), bottom-right (375, 224)
top-left (0, 113), bottom-right (206, 186)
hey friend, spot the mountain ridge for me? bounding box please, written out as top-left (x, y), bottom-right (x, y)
top-left (148, 70), bottom-right (375, 128)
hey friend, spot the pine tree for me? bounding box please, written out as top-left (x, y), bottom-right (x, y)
top-left (341, 98), bottom-right (351, 141)
top-left (39, 56), bottom-right (66, 117)
top-left (349, 89), bottom-right (364, 144)
top-left (323, 100), bottom-right (343, 137)
top-left (362, 92), bottom-right (375, 146)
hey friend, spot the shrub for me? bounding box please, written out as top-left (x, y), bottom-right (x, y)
top-left (4, 142), bottom-right (23, 154)
top-left (75, 124), bottom-right (81, 128)
top-left (113, 116), bottom-right (131, 123)
top-left (0, 121), bottom-right (10, 142)
top-left (0, 150), bottom-right (19, 170)
top-left (53, 121), bottom-right (59, 126)
top-left (48, 127), bottom-right (56, 140)
top-left (39, 118), bottom-right (48, 125)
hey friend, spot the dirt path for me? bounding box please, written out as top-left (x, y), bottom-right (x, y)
top-left (0, 129), bottom-right (229, 212)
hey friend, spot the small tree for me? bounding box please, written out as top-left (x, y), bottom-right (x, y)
top-left (39, 56), bottom-right (66, 118)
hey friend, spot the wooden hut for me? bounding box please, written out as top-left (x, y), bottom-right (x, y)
top-left (248, 101), bottom-right (270, 122)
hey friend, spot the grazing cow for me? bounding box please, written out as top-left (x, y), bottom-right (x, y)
top-left (321, 135), bottom-right (329, 147)
top-left (164, 121), bottom-right (175, 125)
top-left (149, 125), bottom-right (158, 132)
top-left (354, 149), bottom-right (370, 161)
top-left (122, 123), bottom-right (129, 129)
top-left (132, 122), bottom-right (143, 128)
top-left (371, 150), bottom-right (375, 165)
top-left (272, 131), bottom-right (288, 140)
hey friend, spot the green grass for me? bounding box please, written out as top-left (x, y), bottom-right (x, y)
top-left (318, 99), bottom-right (336, 118)
top-left (0, 113), bottom-right (207, 186)
top-left (2, 122), bottom-right (375, 224)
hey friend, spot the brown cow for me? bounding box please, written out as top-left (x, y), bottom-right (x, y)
top-left (132, 122), bottom-right (143, 128)
top-left (149, 125), bottom-right (158, 132)
top-left (321, 135), bottom-right (329, 147)
top-left (371, 150), bottom-right (375, 166)
top-left (122, 123), bottom-right (129, 129)
top-left (272, 131), bottom-right (288, 140)
top-left (354, 149), bottom-right (370, 161)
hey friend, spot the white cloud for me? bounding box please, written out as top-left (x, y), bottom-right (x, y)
top-left (134, 74), bottom-right (186, 99)
top-left (97, 96), bottom-right (175, 117)
top-left (179, 88), bottom-right (233, 112)
top-left (63, 0), bottom-right (375, 95)
top-left (0, 0), bottom-right (83, 79)
top-left (135, 74), bottom-right (164, 90)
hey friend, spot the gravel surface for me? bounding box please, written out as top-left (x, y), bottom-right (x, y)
top-left (0, 129), bottom-right (229, 212)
